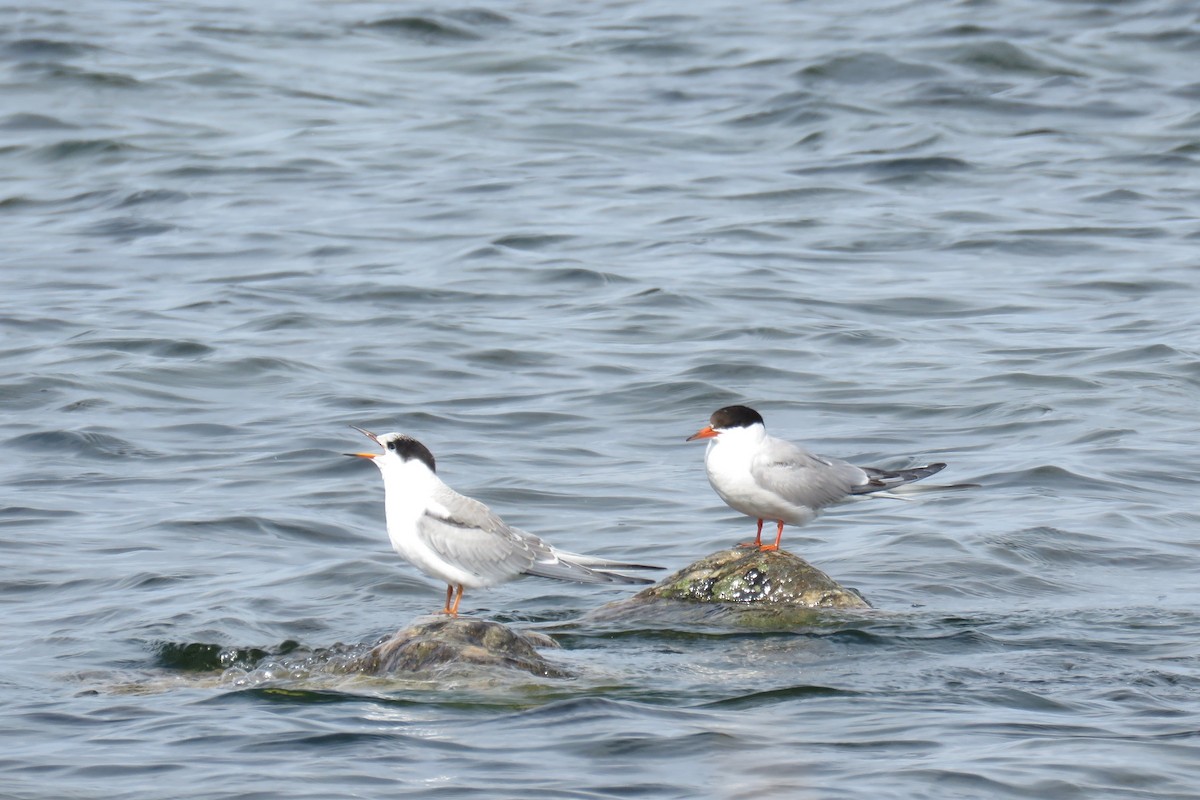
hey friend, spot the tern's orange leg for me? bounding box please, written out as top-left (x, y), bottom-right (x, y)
top-left (448, 584), bottom-right (465, 616)
top-left (758, 521), bottom-right (785, 552)
top-left (442, 584), bottom-right (455, 615)
top-left (738, 519), bottom-right (765, 548)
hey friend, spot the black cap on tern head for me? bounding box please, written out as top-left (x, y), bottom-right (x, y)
top-left (379, 432), bottom-right (437, 473)
top-left (351, 427), bottom-right (438, 473)
top-left (711, 405), bottom-right (765, 430)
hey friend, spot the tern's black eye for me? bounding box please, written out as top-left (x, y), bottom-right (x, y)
top-left (386, 440), bottom-right (396, 450)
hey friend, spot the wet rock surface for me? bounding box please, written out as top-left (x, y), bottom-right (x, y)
top-left (111, 618), bottom-right (570, 693)
top-left (137, 552), bottom-right (870, 691)
top-left (589, 548), bottom-right (871, 628)
top-left (362, 616), bottom-right (571, 678)
top-left (640, 548), bottom-right (872, 608)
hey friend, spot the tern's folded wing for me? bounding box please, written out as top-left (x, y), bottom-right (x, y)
top-left (749, 438), bottom-right (866, 511)
top-left (512, 529), bottom-right (656, 584)
top-left (416, 510), bottom-right (536, 585)
top-left (848, 462), bottom-right (948, 494)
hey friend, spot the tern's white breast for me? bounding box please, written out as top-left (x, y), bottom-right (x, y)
top-left (703, 428), bottom-right (817, 526)
top-left (378, 461), bottom-right (487, 587)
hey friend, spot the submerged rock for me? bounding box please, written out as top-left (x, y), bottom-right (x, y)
top-left (361, 616), bottom-right (571, 678)
top-left (640, 547), bottom-right (871, 608)
top-left (106, 619), bottom-right (568, 694)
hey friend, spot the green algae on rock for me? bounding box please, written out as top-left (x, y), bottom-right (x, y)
top-left (363, 616), bottom-right (571, 678)
top-left (634, 548), bottom-right (870, 609)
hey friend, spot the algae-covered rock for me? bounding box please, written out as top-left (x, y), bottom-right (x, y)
top-left (361, 617), bottom-right (571, 678)
top-left (639, 548), bottom-right (871, 609)
top-left (643, 546), bottom-right (868, 609)
top-left (588, 548), bottom-right (871, 628)
top-left (106, 619), bottom-right (569, 693)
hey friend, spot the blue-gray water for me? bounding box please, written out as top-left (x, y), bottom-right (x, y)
top-left (3, 1), bottom-right (1200, 797)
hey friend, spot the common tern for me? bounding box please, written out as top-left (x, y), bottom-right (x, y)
top-left (686, 405), bottom-right (949, 551)
top-left (348, 427), bottom-right (657, 615)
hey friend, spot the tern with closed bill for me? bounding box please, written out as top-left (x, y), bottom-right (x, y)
top-left (687, 405), bottom-right (955, 551)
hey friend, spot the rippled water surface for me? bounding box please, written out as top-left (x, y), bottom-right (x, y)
top-left (3, 1), bottom-right (1200, 797)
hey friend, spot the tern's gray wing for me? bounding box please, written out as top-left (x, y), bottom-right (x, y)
top-left (542, 547), bottom-right (660, 571)
top-left (848, 462), bottom-right (947, 494)
top-left (420, 486), bottom-right (652, 585)
top-left (418, 487), bottom-right (539, 584)
top-left (513, 530), bottom-right (656, 584)
top-left (749, 436), bottom-right (867, 511)
top-left (428, 484), bottom-right (513, 534)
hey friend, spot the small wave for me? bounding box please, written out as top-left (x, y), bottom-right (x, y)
top-left (116, 189), bottom-right (189, 208)
top-left (724, 186), bottom-right (867, 203)
top-left (799, 51), bottom-right (945, 84)
top-left (10, 429), bottom-right (162, 460)
top-left (359, 16), bottom-right (483, 42)
top-left (2, 38), bottom-right (95, 60)
top-left (0, 112), bottom-right (78, 130)
top-left (492, 234), bottom-right (575, 251)
top-left (161, 515), bottom-right (352, 545)
top-left (978, 464), bottom-right (1121, 493)
top-left (540, 266), bottom-right (636, 286)
top-left (968, 371), bottom-right (1102, 390)
top-left (0, 375), bottom-right (83, 411)
top-left (942, 40), bottom-right (1083, 77)
top-left (27, 63), bottom-right (142, 88)
top-left (35, 138), bottom-right (135, 162)
top-left (65, 336), bottom-right (214, 359)
top-left (701, 684), bottom-right (858, 709)
top-left (606, 38), bottom-right (701, 59)
top-left (463, 347), bottom-right (562, 368)
top-left (83, 216), bottom-right (175, 241)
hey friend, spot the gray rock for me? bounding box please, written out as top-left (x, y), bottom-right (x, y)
top-left (361, 616), bottom-right (571, 678)
top-left (591, 548), bottom-right (871, 627)
top-left (642, 547), bottom-right (871, 607)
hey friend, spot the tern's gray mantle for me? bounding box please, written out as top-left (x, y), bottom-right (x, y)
top-left (633, 548), bottom-right (871, 609)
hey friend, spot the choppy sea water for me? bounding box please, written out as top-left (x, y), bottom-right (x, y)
top-left (3, 0), bottom-right (1200, 797)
